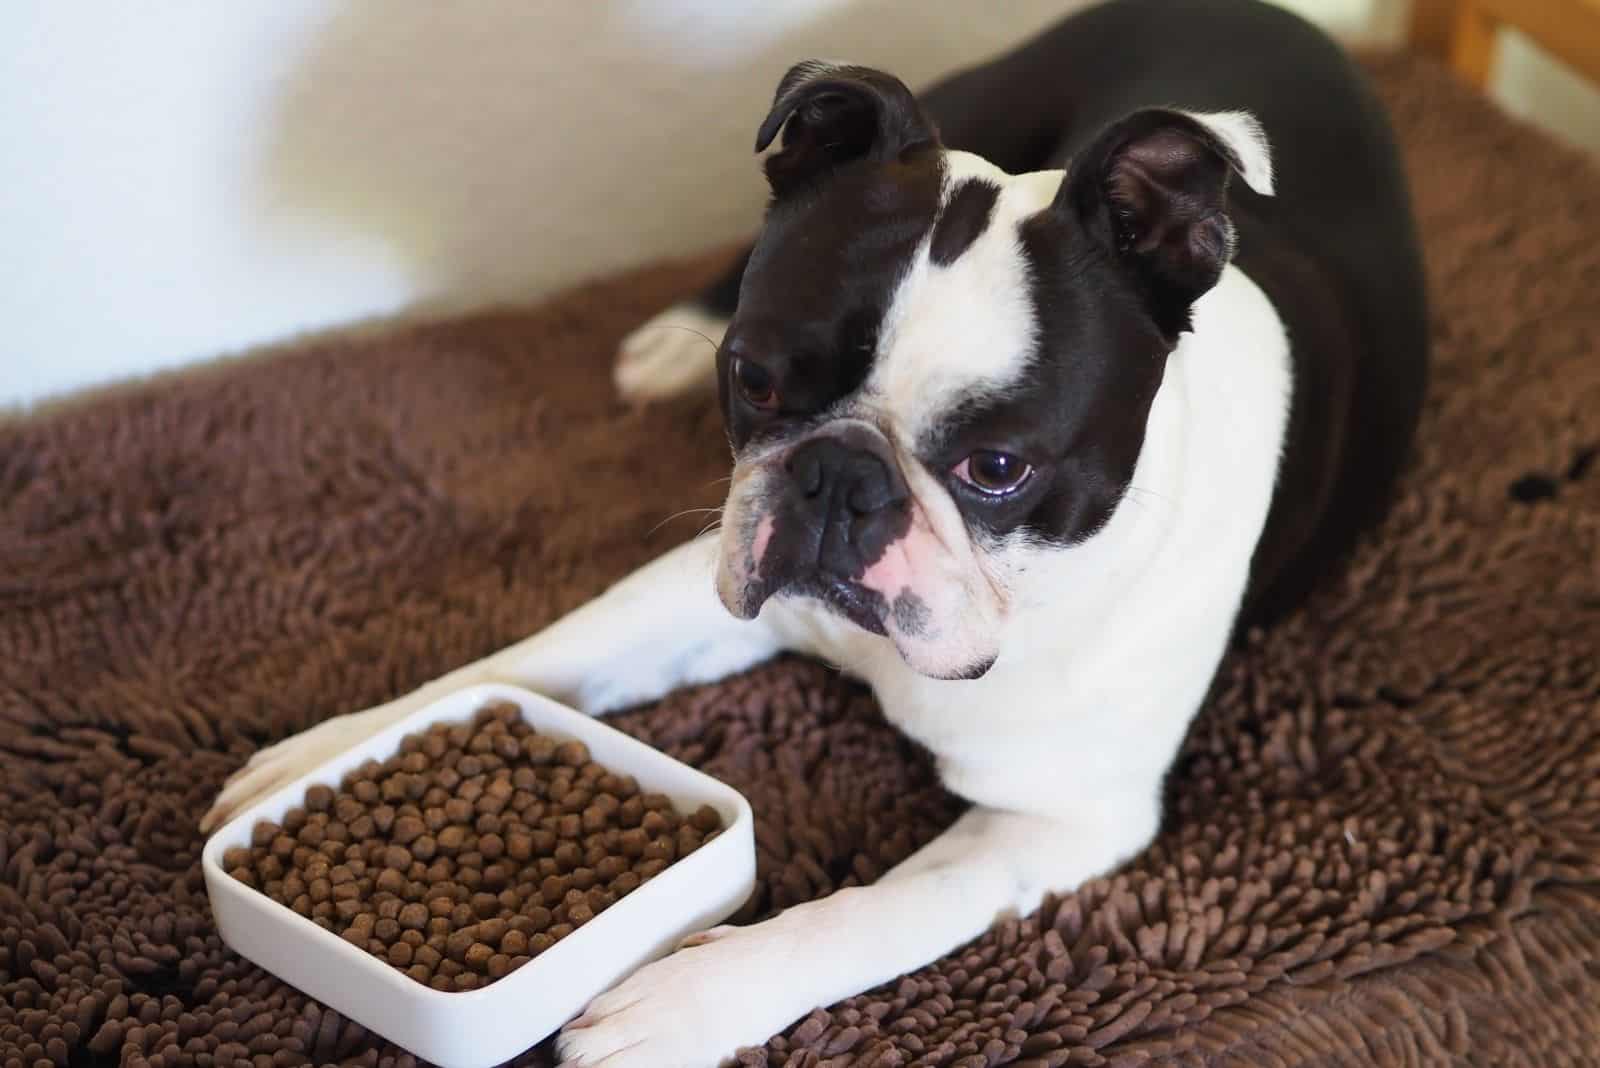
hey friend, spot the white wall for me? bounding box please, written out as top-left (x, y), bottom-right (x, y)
top-left (3, 1), bottom-right (1596, 409)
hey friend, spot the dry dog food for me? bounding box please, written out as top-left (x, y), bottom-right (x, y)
top-left (223, 702), bottom-right (723, 992)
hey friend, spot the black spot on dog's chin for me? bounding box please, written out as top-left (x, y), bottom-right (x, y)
top-left (890, 590), bottom-right (931, 636)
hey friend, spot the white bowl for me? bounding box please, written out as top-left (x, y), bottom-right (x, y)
top-left (202, 682), bottom-right (757, 1068)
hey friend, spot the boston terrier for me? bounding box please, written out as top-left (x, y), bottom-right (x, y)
top-left (204, 0), bottom-right (1428, 1062)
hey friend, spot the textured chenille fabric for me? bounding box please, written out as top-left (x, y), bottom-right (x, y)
top-left (2, 54), bottom-right (1598, 1067)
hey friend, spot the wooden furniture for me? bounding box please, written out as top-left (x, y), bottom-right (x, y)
top-left (1409, 0), bottom-right (1600, 88)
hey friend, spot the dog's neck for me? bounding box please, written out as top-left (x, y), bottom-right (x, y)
top-left (798, 263), bottom-right (1294, 816)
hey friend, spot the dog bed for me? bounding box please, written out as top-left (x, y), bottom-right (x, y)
top-left (2, 54), bottom-right (1597, 1067)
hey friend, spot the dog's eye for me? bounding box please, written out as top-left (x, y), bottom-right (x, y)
top-left (731, 358), bottom-right (779, 410)
top-left (954, 450), bottom-right (1033, 495)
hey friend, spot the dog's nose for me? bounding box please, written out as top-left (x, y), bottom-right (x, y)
top-left (784, 427), bottom-right (909, 577)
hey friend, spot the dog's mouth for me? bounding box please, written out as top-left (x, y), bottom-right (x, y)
top-left (761, 575), bottom-right (888, 636)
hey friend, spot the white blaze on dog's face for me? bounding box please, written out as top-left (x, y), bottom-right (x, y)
top-left (713, 62), bottom-right (1273, 680)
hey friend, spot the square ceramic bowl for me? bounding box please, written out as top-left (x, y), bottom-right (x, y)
top-left (202, 682), bottom-right (756, 1068)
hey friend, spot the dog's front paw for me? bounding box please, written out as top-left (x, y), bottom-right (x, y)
top-left (557, 923), bottom-right (801, 1067)
top-left (199, 698), bottom-right (416, 833)
top-left (614, 303), bottom-right (727, 402)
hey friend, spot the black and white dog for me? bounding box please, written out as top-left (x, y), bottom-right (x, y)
top-left (205, 0), bottom-right (1428, 1062)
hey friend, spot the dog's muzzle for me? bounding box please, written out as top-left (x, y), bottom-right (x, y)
top-left (743, 424), bottom-right (912, 630)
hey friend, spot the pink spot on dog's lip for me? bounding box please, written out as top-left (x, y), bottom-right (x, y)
top-left (751, 514), bottom-right (775, 572)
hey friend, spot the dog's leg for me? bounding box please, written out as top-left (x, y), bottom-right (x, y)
top-left (556, 798), bottom-right (1158, 1067)
top-left (202, 534), bottom-right (795, 830)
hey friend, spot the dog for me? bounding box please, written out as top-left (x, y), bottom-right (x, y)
top-left (203, 0), bottom-right (1428, 1062)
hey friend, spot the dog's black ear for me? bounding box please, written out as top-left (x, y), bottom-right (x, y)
top-left (1060, 109), bottom-right (1274, 338)
top-left (755, 61), bottom-right (938, 198)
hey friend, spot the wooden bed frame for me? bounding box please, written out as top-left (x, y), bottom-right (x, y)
top-left (1409, 0), bottom-right (1600, 88)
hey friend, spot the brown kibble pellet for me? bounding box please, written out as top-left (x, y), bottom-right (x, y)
top-left (392, 815), bottom-right (425, 845)
top-left (464, 942), bottom-right (494, 972)
top-left (619, 828), bottom-right (649, 858)
top-left (618, 797), bottom-right (645, 827)
top-left (541, 874), bottom-right (571, 904)
top-left (522, 735), bottom-right (556, 764)
top-left (477, 916), bottom-right (508, 946)
top-left (446, 928), bottom-right (477, 961)
top-left (554, 740), bottom-right (589, 767)
top-left (398, 903), bottom-right (428, 930)
top-left (305, 784), bottom-right (335, 812)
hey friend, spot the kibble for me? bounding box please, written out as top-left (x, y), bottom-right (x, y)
top-left (227, 701), bottom-right (722, 991)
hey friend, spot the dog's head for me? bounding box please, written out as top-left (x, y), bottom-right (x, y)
top-left (715, 62), bottom-right (1273, 680)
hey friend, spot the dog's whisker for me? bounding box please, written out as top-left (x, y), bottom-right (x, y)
top-left (648, 507), bottom-right (723, 538)
top-left (652, 324), bottom-right (721, 352)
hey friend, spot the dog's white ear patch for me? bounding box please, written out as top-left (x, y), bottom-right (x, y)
top-left (1182, 110), bottom-right (1274, 197)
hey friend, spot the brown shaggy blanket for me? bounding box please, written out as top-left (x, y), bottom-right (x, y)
top-left (2, 54), bottom-right (1598, 1068)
